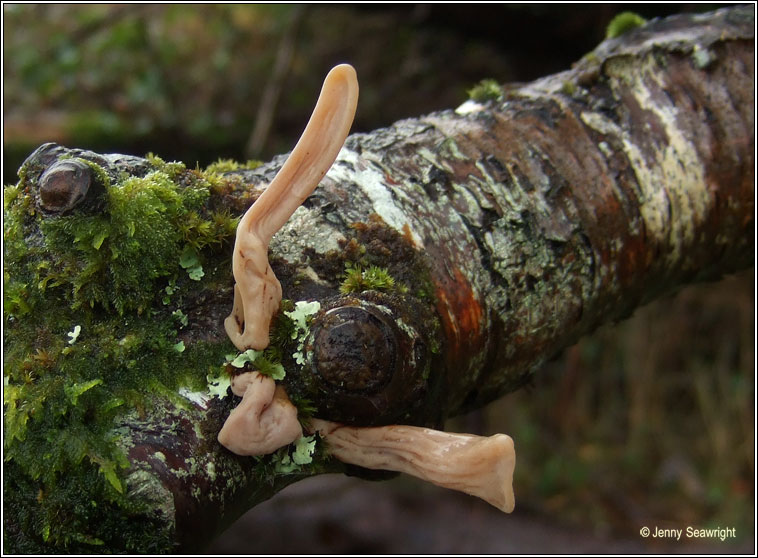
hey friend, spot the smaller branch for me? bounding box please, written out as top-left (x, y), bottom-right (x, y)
top-left (245, 5), bottom-right (307, 160)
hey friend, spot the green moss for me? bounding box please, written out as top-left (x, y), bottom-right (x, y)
top-left (467, 78), bottom-right (504, 103)
top-left (560, 80), bottom-right (577, 96)
top-left (4, 460), bottom-right (175, 553)
top-left (605, 11), bottom-right (647, 39)
top-left (205, 158), bottom-right (263, 174)
top-left (75, 156), bottom-right (112, 190)
top-left (3, 152), bottom-right (244, 552)
top-left (4, 151), bottom-right (438, 551)
top-left (20, 159), bottom-right (237, 315)
top-left (339, 263), bottom-right (405, 295)
top-left (145, 152), bottom-right (186, 179)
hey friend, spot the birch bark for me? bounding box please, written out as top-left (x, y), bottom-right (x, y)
top-left (4, 6), bottom-right (753, 553)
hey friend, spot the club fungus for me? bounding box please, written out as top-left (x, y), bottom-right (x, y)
top-left (224, 63), bottom-right (360, 351)
top-left (310, 419), bottom-right (516, 513)
top-left (217, 371), bottom-right (302, 456)
top-left (218, 63), bottom-right (517, 513)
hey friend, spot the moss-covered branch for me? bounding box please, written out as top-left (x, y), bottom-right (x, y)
top-left (4, 6), bottom-right (753, 553)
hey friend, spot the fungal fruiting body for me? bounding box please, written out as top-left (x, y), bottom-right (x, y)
top-left (309, 419), bottom-right (516, 513)
top-left (218, 63), bottom-right (517, 514)
top-left (217, 372), bottom-right (302, 456)
top-left (219, 62), bottom-right (359, 461)
top-left (224, 63), bottom-right (360, 351)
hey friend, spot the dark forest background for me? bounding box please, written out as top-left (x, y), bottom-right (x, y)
top-left (3, 4), bottom-right (753, 553)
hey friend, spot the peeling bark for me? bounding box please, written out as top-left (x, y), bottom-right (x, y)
top-left (3, 6), bottom-right (753, 553)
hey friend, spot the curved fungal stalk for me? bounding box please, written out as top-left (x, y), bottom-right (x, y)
top-left (310, 419), bottom-right (516, 513)
top-left (225, 64), bottom-right (359, 350)
top-left (218, 371), bottom-right (303, 456)
top-left (218, 64), bottom-right (517, 513)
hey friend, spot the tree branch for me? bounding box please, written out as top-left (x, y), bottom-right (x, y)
top-left (3, 6), bottom-right (753, 553)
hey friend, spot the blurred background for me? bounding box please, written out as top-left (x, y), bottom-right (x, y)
top-left (3, 3), bottom-right (753, 553)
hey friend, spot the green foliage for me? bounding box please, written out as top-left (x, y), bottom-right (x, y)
top-left (179, 245), bottom-right (204, 281)
top-left (605, 11), bottom-right (647, 39)
top-left (3, 6), bottom-right (301, 165)
top-left (226, 349), bottom-right (286, 381)
top-left (467, 78), bottom-right (504, 103)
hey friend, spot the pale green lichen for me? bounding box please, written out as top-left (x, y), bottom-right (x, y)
top-left (179, 245), bottom-right (205, 281)
top-left (172, 309), bottom-right (188, 327)
top-left (205, 461), bottom-right (216, 482)
top-left (283, 301), bottom-right (321, 365)
top-left (692, 45), bottom-right (715, 69)
top-left (206, 371), bottom-right (231, 399)
top-left (226, 349), bottom-right (286, 380)
top-left (272, 434), bottom-right (317, 473)
top-left (67, 325), bottom-right (82, 344)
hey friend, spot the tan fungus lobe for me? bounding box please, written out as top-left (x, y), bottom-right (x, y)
top-left (310, 419), bottom-right (516, 513)
top-left (225, 63), bottom-right (360, 351)
top-left (217, 371), bottom-right (303, 456)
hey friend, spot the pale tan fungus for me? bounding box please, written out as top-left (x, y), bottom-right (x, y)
top-left (218, 371), bottom-right (303, 456)
top-left (218, 64), bottom-right (517, 515)
top-left (219, 64), bottom-right (357, 458)
top-left (225, 63), bottom-right (360, 351)
top-left (310, 419), bottom-right (516, 513)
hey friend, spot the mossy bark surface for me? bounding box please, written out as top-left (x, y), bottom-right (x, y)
top-left (3, 6), bottom-right (753, 553)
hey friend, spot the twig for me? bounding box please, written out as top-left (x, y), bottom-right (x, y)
top-left (245, 5), bottom-right (307, 160)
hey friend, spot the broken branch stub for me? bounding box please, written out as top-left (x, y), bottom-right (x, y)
top-left (225, 63), bottom-right (360, 351)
